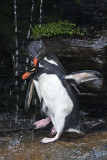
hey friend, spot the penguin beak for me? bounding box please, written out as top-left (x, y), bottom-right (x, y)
top-left (22, 67), bottom-right (36, 79)
top-left (22, 58), bottom-right (38, 80)
top-left (33, 57), bottom-right (38, 67)
top-left (22, 72), bottom-right (32, 79)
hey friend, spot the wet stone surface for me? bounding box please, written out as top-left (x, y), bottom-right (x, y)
top-left (0, 129), bottom-right (107, 160)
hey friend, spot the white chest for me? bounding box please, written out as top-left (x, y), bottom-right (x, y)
top-left (38, 73), bottom-right (73, 116)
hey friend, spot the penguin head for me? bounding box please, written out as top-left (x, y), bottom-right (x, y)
top-left (27, 40), bottom-right (47, 61)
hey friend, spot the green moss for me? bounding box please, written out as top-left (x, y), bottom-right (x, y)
top-left (31, 20), bottom-right (84, 40)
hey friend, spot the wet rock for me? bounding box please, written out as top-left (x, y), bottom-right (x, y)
top-left (83, 145), bottom-right (107, 160)
top-left (0, 130), bottom-right (107, 160)
top-left (44, 30), bottom-right (107, 72)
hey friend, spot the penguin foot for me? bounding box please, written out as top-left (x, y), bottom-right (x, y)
top-left (50, 126), bottom-right (56, 135)
top-left (34, 117), bottom-right (51, 129)
top-left (40, 133), bottom-right (61, 143)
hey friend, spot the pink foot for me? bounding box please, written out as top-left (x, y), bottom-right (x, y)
top-left (40, 133), bottom-right (61, 144)
top-left (34, 117), bottom-right (51, 129)
top-left (50, 126), bottom-right (57, 135)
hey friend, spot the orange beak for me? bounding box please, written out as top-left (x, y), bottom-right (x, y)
top-left (22, 72), bottom-right (31, 79)
top-left (34, 58), bottom-right (38, 67)
top-left (22, 58), bottom-right (38, 80)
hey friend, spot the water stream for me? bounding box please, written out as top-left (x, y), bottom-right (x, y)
top-left (27, 0), bottom-right (35, 39)
top-left (39, 0), bottom-right (43, 28)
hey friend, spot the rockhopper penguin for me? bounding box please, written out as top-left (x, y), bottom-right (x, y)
top-left (28, 59), bottom-right (83, 143)
top-left (22, 41), bottom-right (102, 143)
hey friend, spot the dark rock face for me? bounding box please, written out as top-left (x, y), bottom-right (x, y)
top-left (56, 0), bottom-right (107, 29)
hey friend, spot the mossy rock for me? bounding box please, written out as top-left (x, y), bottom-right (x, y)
top-left (31, 20), bottom-right (84, 40)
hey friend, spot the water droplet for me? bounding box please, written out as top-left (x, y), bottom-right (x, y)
top-left (13, 55), bottom-right (15, 61)
top-left (24, 80), bottom-right (26, 86)
top-left (25, 66), bottom-right (28, 71)
top-left (15, 70), bottom-right (18, 76)
top-left (26, 57), bottom-right (29, 63)
top-left (15, 49), bottom-right (18, 56)
top-left (15, 80), bottom-right (18, 86)
top-left (21, 85), bottom-right (24, 91)
top-left (34, 99), bottom-right (37, 105)
top-left (15, 61), bottom-right (18, 68)
top-left (16, 94), bottom-right (19, 100)
top-left (15, 112), bottom-right (18, 124)
top-left (10, 90), bottom-right (12, 96)
top-left (16, 105), bottom-right (19, 111)
top-left (27, 29), bottom-right (31, 39)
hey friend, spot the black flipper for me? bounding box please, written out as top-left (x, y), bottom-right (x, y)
top-left (24, 79), bottom-right (34, 111)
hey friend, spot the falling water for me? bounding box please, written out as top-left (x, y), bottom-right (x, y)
top-left (39, 0), bottom-right (43, 28)
top-left (14, 0), bottom-right (18, 48)
top-left (14, 0), bottom-right (19, 77)
top-left (14, 0), bottom-right (19, 115)
top-left (39, 0), bottom-right (43, 48)
top-left (27, 0), bottom-right (35, 39)
top-left (22, 0), bottom-right (35, 92)
top-left (14, 0), bottom-right (18, 72)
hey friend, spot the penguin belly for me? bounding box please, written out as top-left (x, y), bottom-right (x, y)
top-left (38, 73), bottom-right (74, 134)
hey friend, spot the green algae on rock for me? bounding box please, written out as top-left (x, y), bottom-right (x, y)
top-left (31, 20), bottom-right (84, 40)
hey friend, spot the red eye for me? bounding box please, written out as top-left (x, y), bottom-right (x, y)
top-left (34, 58), bottom-right (38, 66)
